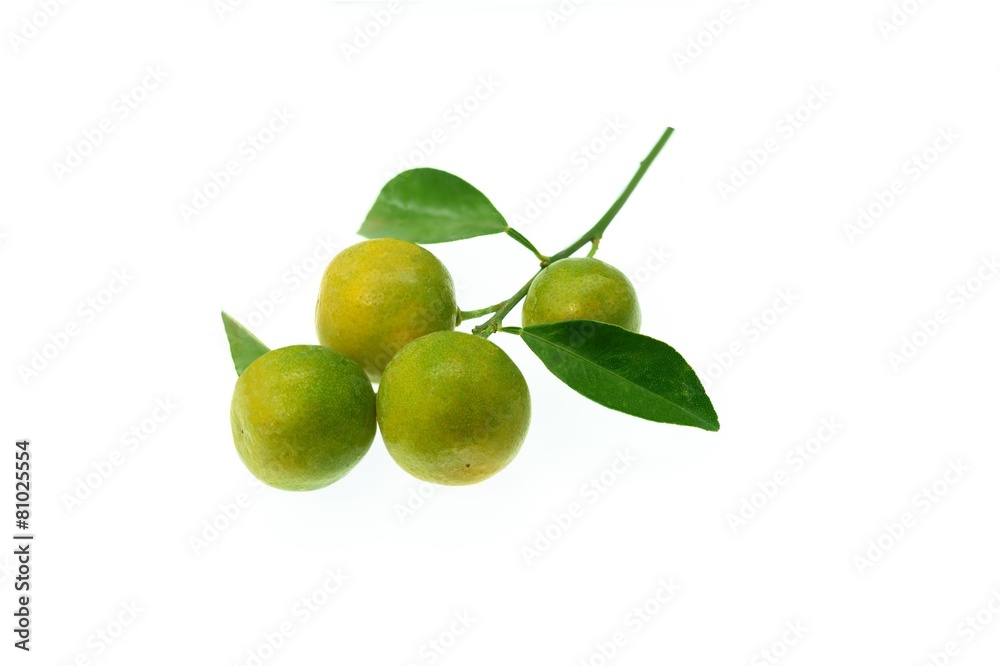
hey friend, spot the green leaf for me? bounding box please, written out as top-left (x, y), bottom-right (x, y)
top-left (221, 312), bottom-right (270, 376)
top-left (519, 320), bottom-right (719, 431)
top-left (359, 168), bottom-right (508, 243)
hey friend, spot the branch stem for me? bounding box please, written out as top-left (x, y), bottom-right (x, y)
top-left (542, 126), bottom-right (674, 267)
top-left (472, 275), bottom-right (538, 336)
top-left (473, 126), bottom-right (675, 337)
top-left (457, 302), bottom-right (506, 325)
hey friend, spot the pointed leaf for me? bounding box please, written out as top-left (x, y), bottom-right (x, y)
top-left (520, 320), bottom-right (719, 431)
top-left (359, 168), bottom-right (508, 243)
top-left (222, 312), bottom-right (270, 376)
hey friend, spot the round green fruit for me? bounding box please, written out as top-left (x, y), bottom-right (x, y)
top-left (315, 238), bottom-right (458, 380)
top-left (376, 331), bottom-right (531, 485)
top-left (521, 257), bottom-right (641, 332)
top-left (230, 345), bottom-right (376, 491)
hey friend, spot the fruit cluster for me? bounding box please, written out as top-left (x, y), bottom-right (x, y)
top-left (224, 126), bottom-right (718, 491)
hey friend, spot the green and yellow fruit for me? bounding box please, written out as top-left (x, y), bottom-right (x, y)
top-left (377, 331), bottom-right (531, 485)
top-left (230, 345), bottom-right (376, 491)
top-left (315, 238), bottom-right (458, 380)
top-left (522, 257), bottom-right (641, 332)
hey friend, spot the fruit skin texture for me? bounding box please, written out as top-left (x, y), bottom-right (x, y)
top-left (315, 238), bottom-right (458, 380)
top-left (377, 331), bottom-right (531, 486)
top-left (522, 257), bottom-right (641, 332)
top-left (230, 345), bottom-right (376, 491)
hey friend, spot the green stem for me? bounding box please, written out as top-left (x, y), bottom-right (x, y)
top-left (474, 126), bottom-right (674, 338)
top-left (471, 274), bottom-right (538, 337)
top-left (542, 126), bottom-right (674, 267)
top-left (587, 237), bottom-right (601, 258)
top-left (505, 227), bottom-right (550, 263)
top-left (457, 302), bottom-right (505, 325)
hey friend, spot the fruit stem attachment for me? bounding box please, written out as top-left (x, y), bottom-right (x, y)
top-left (473, 126), bottom-right (675, 338)
top-left (587, 238), bottom-right (601, 258)
top-left (505, 227), bottom-right (550, 263)
top-left (456, 302), bottom-right (506, 325)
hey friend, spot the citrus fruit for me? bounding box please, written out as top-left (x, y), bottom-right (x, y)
top-left (376, 331), bottom-right (531, 485)
top-left (521, 257), bottom-right (641, 332)
top-left (230, 345), bottom-right (376, 491)
top-left (315, 238), bottom-right (457, 380)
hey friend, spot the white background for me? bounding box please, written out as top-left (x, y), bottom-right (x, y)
top-left (3, 1), bottom-right (999, 664)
